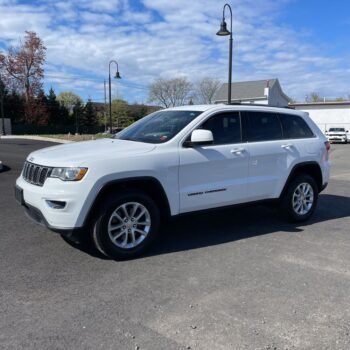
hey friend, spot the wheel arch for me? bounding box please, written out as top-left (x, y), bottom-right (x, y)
top-left (280, 162), bottom-right (323, 198)
top-left (82, 176), bottom-right (171, 228)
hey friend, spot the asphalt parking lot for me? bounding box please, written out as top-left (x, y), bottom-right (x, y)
top-left (1, 138), bottom-right (350, 350)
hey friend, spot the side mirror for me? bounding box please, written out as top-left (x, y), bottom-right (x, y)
top-left (184, 129), bottom-right (214, 147)
top-left (191, 129), bottom-right (213, 144)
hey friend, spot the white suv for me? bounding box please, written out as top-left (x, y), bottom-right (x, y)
top-left (15, 105), bottom-right (331, 259)
top-left (325, 127), bottom-right (348, 144)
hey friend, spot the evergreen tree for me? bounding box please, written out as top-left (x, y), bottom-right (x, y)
top-left (73, 100), bottom-right (84, 133)
top-left (46, 87), bottom-right (61, 125)
top-left (59, 104), bottom-right (70, 125)
top-left (81, 99), bottom-right (97, 127)
top-left (35, 89), bottom-right (49, 125)
top-left (4, 90), bottom-right (25, 124)
top-left (129, 104), bottom-right (148, 122)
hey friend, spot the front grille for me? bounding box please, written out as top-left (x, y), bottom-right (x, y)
top-left (22, 161), bottom-right (52, 186)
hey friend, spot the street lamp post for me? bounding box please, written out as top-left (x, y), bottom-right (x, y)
top-left (216, 3), bottom-right (233, 104)
top-left (108, 60), bottom-right (121, 133)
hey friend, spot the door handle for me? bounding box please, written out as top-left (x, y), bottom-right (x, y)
top-left (230, 148), bottom-right (245, 154)
top-left (281, 144), bottom-right (293, 149)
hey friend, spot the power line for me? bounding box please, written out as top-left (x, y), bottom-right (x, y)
top-left (45, 74), bottom-right (149, 90)
top-left (45, 74), bottom-right (100, 82)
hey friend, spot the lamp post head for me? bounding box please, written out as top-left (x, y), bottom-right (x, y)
top-left (115, 71), bottom-right (121, 79)
top-left (216, 19), bottom-right (231, 36)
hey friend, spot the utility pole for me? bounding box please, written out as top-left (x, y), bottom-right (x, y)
top-left (104, 80), bottom-right (107, 132)
top-left (0, 78), bottom-right (6, 136)
top-left (75, 107), bottom-right (78, 134)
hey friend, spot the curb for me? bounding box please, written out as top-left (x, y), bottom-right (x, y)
top-left (0, 135), bottom-right (73, 144)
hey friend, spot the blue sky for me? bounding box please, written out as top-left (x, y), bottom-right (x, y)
top-left (1, 0), bottom-right (350, 104)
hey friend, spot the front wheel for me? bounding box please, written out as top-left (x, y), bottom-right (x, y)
top-left (281, 174), bottom-right (318, 222)
top-left (92, 190), bottom-right (160, 260)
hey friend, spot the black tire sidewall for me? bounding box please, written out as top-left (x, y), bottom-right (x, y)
top-left (283, 174), bottom-right (318, 222)
top-left (93, 190), bottom-right (160, 260)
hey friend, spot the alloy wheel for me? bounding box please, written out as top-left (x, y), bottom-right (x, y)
top-left (107, 202), bottom-right (151, 249)
top-left (292, 182), bottom-right (314, 216)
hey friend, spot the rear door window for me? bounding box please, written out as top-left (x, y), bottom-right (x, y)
top-left (241, 111), bottom-right (283, 142)
top-left (279, 114), bottom-right (314, 139)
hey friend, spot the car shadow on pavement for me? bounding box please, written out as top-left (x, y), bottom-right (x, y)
top-left (146, 194), bottom-right (350, 257)
top-left (0, 165), bottom-right (11, 173)
top-left (61, 235), bottom-right (110, 260)
top-left (62, 194), bottom-right (350, 260)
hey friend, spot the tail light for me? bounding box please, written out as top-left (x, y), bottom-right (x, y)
top-left (325, 141), bottom-right (330, 152)
top-left (323, 141), bottom-right (330, 161)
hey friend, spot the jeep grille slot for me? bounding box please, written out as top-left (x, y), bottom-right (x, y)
top-left (22, 161), bottom-right (52, 186)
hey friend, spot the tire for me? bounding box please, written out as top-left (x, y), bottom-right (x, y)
top-left (91, 189), bottom-right (160, 260)
top-left (281, 174), bottom-right (318, 222)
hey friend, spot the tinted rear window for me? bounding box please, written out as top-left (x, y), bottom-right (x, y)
top-left (242, 111), bottom-right (283, 142)
top-left (279, 114), bottom-right (314, 139)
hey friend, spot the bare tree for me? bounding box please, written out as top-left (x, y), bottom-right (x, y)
top-left (149, 78), bottom-right (193, 108)
top-left (0, 31), bottom-right (46, 103)
top-left (1, 31), bottom-right (46, 123)
top-left (195, 77), bottom-right (221, 104)
top-left (305, 92), bottom-right (322, 103)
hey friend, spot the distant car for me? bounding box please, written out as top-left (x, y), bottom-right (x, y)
top-left (111, 127), bottom-right (124, 134)
top-left (102, 127), bottom-right (124, 135)
top-left (325, 127), bottom-right (348, 144)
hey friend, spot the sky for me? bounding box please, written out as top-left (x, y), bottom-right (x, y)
top-left (0, 0), bottom-right (350, 104)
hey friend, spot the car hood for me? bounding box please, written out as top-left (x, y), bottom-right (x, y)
top-left (27, 138), bottom-right (156, 167)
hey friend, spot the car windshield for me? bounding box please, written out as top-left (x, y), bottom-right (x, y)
top-left (115, 110), bottom-right (202, 144)
top-left (329, 128), bottom-right (345, 132)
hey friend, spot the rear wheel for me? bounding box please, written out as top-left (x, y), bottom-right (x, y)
top-left (92, 190), bottom-right (160, 260)
top-left (281, 174), bottom-right (318, 222)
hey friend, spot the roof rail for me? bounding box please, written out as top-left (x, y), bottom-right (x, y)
top-left (224, 102), bottom-right (294, 109)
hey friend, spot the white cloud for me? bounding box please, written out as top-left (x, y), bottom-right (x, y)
top-left (0, 0), bottom-right (349, 102)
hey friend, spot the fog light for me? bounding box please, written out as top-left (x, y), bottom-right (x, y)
top-left (46, 200), bottom-right (66, 209)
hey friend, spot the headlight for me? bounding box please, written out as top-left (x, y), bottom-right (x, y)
top-left (50, 167), bottom-right (88, 181)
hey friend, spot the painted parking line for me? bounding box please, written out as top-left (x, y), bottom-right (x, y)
top-left (330, 172), bottom-right (350, 180)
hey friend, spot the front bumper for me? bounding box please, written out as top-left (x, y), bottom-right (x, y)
top-left (327, 136), bottom-right (347, 143)
top-left (15, 175), bottom-right (92, 230)
top-left (15, 185), bottom-right (83, 242)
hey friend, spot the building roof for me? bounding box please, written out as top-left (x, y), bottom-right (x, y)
top-left (290, 101), bottom-right (350, 107)
top-left (214, 79), bottom-right (279, 102)
top-left (169, 104), bottom-right (219, 112)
